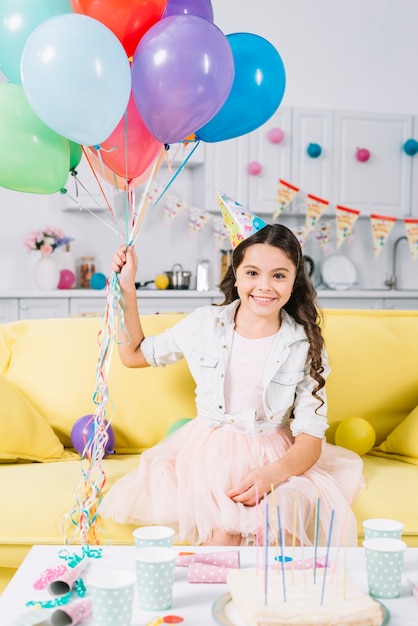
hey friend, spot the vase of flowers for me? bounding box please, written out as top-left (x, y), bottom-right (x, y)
top-left (24, 227), bottom-right (73, 290)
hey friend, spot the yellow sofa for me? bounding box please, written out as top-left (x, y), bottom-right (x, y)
top-left (1, 309), bottom-right (418, 591)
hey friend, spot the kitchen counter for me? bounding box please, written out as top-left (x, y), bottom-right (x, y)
top-left (0, 289), bottom-right (417, 323)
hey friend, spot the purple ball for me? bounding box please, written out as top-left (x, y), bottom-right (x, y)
top-left (71, 414), bottom-right (115, 456)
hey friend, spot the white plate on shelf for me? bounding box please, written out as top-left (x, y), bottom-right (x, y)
top-left (321, 254), bottom-right (357, 290)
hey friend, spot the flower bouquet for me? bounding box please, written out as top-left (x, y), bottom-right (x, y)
top-left (24, 226), bottom-right (72, 257)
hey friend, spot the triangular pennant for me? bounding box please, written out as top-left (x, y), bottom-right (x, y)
top-left (162, 195), bottom-right (187, 228)
top-left (315, 221), bottom-right (333, 256)
top-left (293, 225), bottom-right (309, 249)
top-left (403, 218), bottom-right (418, 261)
top-left (212, 215), bottom-right (229, 252)
top-left (370, 214), bottom-right (396, 258)
top-left (335, 205), bottom-right (360, 250)
top-left (188, 207), bottom-right (211, 240)
top-left (305, 194), bottom-right (329, 232)
top-left (272, 179), bottom-right (300, 220)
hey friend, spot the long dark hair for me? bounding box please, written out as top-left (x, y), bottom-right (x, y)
top-left (218, 224), bottom-right (326, 404)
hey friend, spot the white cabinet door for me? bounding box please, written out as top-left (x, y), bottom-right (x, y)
top-left (18, 298), bottom-right (69, 319)
top-left (410, 115), bottom-right (418, 217)
top-left (291, 108), bottom-right (334, 209)
top-left (70, 298), bottom-right (107, 317)
top-left (333, 110), bottom-right (413, 215)
top-left (203, 135), bottom-right (250, 212)
top-left (247, 108), bottom-right (292, 216)
top-left (0, 299), bottom-right (19, 323)
top-left (383, 298), bottom-right (418, 310)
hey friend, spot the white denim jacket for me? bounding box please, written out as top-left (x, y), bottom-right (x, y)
top-left (141, 301), bottom-right (329, 438)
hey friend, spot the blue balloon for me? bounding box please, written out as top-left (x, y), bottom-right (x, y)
top-left (196, 33), bottom-right (286, 143)
top-left (0, 0), bottom-right (72, 85)
top-left (91, 272), bottom-right (107, 290)
top-left (403, 139), bottom-right (418, 156)
top-left (21, 14), bottom-right (131, 146)
top-left (307, 143), bottom-right (322, 158)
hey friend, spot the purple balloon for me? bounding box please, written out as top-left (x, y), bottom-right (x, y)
top-left (163, 0), bottom-right (214, 21)
top-left (71, 414), bottom-right (115, 457)
top-left (132, 15), bottom-right (234, 144)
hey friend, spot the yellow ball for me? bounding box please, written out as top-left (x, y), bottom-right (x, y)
top-left (154, 274), bottom-right (169, 290)
top-left (334, 417), bottom-right (376, 456)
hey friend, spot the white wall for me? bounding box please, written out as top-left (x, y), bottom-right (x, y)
top-left (1, 0), bottom-right (418, 289)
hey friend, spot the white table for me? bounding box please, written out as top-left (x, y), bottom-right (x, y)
top-left (1, 545), bottom-right (418, 625)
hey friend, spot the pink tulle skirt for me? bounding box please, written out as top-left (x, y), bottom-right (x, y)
top-left (100, 419), bottom-right (364, 547)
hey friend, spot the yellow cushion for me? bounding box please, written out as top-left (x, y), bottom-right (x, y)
top-left (370, 405), bottom-right (418, 465)
top-left (0, 376), bottom-right (70, 462)
top-left (2, 316), bottom-right (196, 453)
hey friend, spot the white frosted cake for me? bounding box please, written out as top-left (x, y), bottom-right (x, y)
top-left (227, 567), bottom-right (383, 626)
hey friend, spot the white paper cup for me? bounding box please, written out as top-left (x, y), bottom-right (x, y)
top-left (363, 537), bottom-right (407, 598)
top-left (133, 525), bottom-right (175, 548)
top-left (89, 569), bottom-right (135, 626)
top-left (135, 546), bottom-right (177, 611)
top-left (363, 518), bottom-right (403, 540)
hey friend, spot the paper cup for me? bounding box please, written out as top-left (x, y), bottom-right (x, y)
top-left (363, 537), bottom-right (406, 598)
top-left (89, 569), bottom-right (135, 626)
top-left (135, 546), bottom-right (177, 611)
top-left (133, 525), bottom-right (175, 548)
top-left (363, 518), bottom-right (403, 540)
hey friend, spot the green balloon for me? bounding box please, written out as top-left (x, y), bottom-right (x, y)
top-left (166, 418), bottom-right (193, 437)
top-left (0, 83), bottom-right (70, 194)
top-left (69, 141), bottom-right (83, 172)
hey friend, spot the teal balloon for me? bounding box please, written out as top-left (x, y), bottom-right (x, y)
top-left (0, 83), bottom-right (70, 194)
top-left (403, 139), bottom-right (418, 156)
top-left (0, 0), bottom-right (72, 85)
top-left (91, 273), bottom-right (107, 290)
top-left (196, 33), bottom-right (286, 143)
top-left (307, 143), bottom-right (322, 158)
top-left (21, 13), bottom-right (131, 145)
top-left (166, 418), bottom-right (192, 436)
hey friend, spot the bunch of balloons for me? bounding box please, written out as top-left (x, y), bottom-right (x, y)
top-left (0, 0), bottom-right (286, 195)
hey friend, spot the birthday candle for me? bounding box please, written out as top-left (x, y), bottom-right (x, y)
top-left (270, 483), bottom-right (280, 563)
top-left (331, 499), bottom-right (351, 584)
top-left (320, 510), bottom-right (335, 605)
top-left (264, 498), bottom-right (269, 606)
top-left (277, 505), bottom-right (287, 602)
top-left (297, 495), bottom-right (307, 595)
top-left (313, 495), bottom-right (320, 584)
top-left (256, 486), bottom-right (260, 576)
top-left (292, 492), bottom-right (298, 583)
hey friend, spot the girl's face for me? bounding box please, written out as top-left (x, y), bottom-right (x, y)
top-left (234, 243), bottom-right (297, 318)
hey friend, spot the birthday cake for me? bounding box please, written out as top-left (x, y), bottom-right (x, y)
top-left (227, 567), bottom-right (383, 626)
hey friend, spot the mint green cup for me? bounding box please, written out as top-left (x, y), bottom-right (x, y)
top-left (363, 518), bottom-right (403, 540)
top-left (135, 546), bottom-right (177, 611)
top-left (89, 569), bottom-right (135, 626)
top-left (133, 525), bottom-right (175, 548)
top-left (363, 537), bottom-right (406, 599)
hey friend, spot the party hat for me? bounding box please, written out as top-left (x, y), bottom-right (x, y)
top-left (216, 191), bottom-right (268, 249)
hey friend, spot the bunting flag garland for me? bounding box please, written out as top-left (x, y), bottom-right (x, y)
top-left (370, 214), bottom-right (397, 258)
top-left (315, 221), bottom-right (333, 256)
top-left (187, 206), bottom-right (212, 240)
top-left (335, 205), bottom-right (361, 250)
top-left (273, 179), bottom-right (300, 220)
top-left (293, 225), bottom-right (310, 248)
top-left (404, 218), bottom-right (418, 261)
top-left (305, 194), bottom-right (330, 232)
top-left (162, 194), bottom-right (187, 228)
top-left (212, 215), bottom-right (229, 251)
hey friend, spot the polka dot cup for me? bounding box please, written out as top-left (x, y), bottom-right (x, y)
top-left (88, 569), bottom-right (135, 626)
top-left (363, 537), bottom-right (407, 599)
top-left (363, 518), bottom-right (403, 540)
top-left (135, 546), bottom-right (177, 611)
top-left (133, 525), bottom-right (175, 548)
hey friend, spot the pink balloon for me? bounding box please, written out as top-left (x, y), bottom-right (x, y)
top-left (356, 148), bottom-right (371, 162)
top-left (268, 127), bottom-right (284, 144)
top-left (58, 269), bottom-right (75, 289)
top-left (247, 161), bottom-right (262, 176)
top-left (97, 92), bottom-right (162, 179)
top-left (132, 15), bottom-right (234, 144)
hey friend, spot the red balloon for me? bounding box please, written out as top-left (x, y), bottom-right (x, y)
top-left (86, 147), bottom-right (158, 190)
top-left (70, 0), bottom-right (168, 57)
top-left (96, 92), bottom-right (162, 180)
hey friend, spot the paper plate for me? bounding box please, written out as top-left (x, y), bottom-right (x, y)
top-left (321, 254), bottom-right (357, 290)
top-left (211, 592), bottom-right (390, 626)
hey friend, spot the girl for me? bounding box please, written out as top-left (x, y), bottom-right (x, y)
top-left (100, 221), bottom-right (364, 546)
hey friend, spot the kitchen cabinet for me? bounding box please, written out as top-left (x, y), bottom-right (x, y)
top-left (332, 110), bottom-right (413, 216)
top-left (18, 298), bottom-right (69, 320)
top-left (410, 114), bottom-right (418, 218)
top-left (0, 299), bottom-right (18, 323)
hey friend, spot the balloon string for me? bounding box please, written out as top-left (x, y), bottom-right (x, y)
top-left (82, 147), bottom-right (116, 219)
top-left (61, 190), bottom-right (122, 237)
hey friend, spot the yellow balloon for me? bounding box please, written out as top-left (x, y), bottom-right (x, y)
top-left (334, 417), bottom-right (376, 456)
